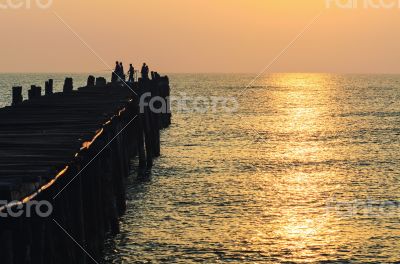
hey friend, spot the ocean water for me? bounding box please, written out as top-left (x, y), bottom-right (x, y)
top-left (1, 73), bottom-right (400, 263)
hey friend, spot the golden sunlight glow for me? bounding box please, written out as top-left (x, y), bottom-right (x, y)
top-left (1, 0), bottom-right (399, 73)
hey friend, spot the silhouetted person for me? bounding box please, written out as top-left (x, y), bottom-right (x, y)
top-left (128, 64), bottom-right (135, 82)
top-left (141, 63), bottom-right (149, 80)
top-left (119, 62), bottom-right (125, 81)
top-left (112, 61), bottom-right (120, 82)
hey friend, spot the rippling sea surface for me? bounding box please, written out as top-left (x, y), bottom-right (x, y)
top-left (1, 73), bottom-right (400, 263)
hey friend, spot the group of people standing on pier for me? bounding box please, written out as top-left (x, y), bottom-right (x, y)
top-left (112, 61), bottom-right (153, 83)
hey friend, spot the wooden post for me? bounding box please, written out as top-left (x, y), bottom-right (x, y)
top-left (49, 79), bottom-right (53, 93)
top-left (144, 79), bottom-right (155, 168)
top-left (63, 78), bottom-right (73, 93)
top-left (28, 85), bottom-right (41, 100)
top-left (136, 79), bottom-right (147, 174)
top-left (28, 87), bottom-right (34, 100)
top-left (144, 106), bottom-right (154, 168)
top-left (34, 86), bottom-right (42, 97)
top-left (12, 86), bottom-right (23, 106)
top-left (164, 76), bottom-right (172, 127)
top-left (136, 114), bottom-right (146, 172)
top-left (45, 81), bottom-right (49, 94)
top-left (95, 77), bottom-right (107, 87)
top-left (87, 75), bottom-right (95, 87)
top-left (45, 79), bottom-right (53, 95)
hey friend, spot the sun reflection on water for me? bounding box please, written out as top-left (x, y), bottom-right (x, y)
top-left (103, 73), bottom-right (400, 263)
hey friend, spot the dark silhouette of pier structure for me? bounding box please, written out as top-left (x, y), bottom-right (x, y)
top-left (0, 72), bottom-right (171, 263)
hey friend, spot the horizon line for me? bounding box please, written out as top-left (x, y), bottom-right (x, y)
top-left (2, 71), bottom-right (400, 75)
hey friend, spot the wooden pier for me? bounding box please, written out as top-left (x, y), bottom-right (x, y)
top-left (0, 74), bottom-right (171, 263)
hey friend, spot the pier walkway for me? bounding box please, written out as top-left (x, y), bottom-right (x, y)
top-left (0, 75), bottom-right (171, 264)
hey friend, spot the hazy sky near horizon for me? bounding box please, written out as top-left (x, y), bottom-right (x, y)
top-left (1, 0), bottom-right (400, 73)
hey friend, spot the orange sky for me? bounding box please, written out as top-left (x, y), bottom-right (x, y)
top-left (0, 0), bottom-right (400, 73)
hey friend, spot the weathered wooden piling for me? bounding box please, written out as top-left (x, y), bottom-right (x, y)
top-left (63, 78), bottom-right (73, 93)
top-left (12, 86), bottom-right (23, 106)
top-left (28, 85), bottom-right (34, 99)
top-left (28, 85), bottom-right (42, 100)
top-left (45, 79), bottom-right (53, 95)
top-left (95, 77), bottom-right (107, 87)
top-left (87, 75), bottom-right (95, 87)
top-left (0, 73), bottom-right (171, 263)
